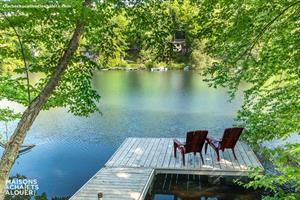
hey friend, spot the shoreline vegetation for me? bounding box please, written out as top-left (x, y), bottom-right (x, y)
top-left (100, 63), bottom-right (189, 71)
top-left (1, 62), bottom-right (203, 75)
top-left (1, 46), bottom-right (213, 74)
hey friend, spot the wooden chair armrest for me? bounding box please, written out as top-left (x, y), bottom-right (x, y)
top-left (173, 139), bottom-right (186, 155)
top-left (206, 137), bottom-right (221, 149)
top-left (173, 139), bottom-right (184, 147)
top-left (206, 137), bottom-right (221, 143)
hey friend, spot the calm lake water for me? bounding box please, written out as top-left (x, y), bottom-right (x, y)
top-left (0, 71), bottom-right (245, 198)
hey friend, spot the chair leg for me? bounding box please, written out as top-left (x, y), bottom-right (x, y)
top-left (173, 143), bottom-right (177, 158)
top-left (216, 149), bottom-right (220, 161)
top-left (232, 148), bottom-right (237, 160)
top-left (205, 142), bottom-right (208, 154)
top-left (200, 152), bottom-right (204, 164)
top-left (181, 150), bottom-right (185, 166)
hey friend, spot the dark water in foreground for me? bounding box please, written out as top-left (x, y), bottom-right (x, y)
top-left (147, 174), bottom-right (261, 200)
top-left (0, 71), bottom-right (247, 198)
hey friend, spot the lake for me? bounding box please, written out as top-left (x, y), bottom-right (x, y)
top-left (0, 71), bottom-right (245, 198)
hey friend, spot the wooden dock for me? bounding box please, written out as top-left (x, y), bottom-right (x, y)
top-left (70, 137), bottom-right (263, 200)
top-left (70, 167), bottom-right (154, 200)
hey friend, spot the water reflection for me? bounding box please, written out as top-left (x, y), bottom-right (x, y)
top-left (1, 71), bottom-right (244, 198)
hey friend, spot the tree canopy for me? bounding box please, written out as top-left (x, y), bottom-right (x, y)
top-left (204, 0), bottom-right (300, 143)
top-left (202, 1), bottom-right (300, 199)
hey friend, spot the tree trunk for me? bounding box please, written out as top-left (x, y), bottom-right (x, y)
top-left (0, 1), bottom-right (91, 199)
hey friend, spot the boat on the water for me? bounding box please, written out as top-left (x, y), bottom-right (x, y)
top-left (151, 67), bottom-right (168, 72)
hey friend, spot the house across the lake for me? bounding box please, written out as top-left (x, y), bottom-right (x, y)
top-left (171, 31), bottom-right (187, 54)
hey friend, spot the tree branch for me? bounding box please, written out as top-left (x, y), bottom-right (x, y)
top-left (0, 0), bottom-right (91, 199)
top-left (0, 12), bottom-right (31, 104)
top-left (238, 1), bottom-right (300, 61)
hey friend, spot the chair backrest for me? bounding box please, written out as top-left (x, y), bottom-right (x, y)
top-left (185, 130), bottom-right (208, 153)
top-left (220, 128), bottom-right (243, 150)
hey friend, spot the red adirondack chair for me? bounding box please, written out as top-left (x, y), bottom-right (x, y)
top-left (205, 127), bottom-right (243, 161)
top-left (173, 130), bottom-right (208, 165)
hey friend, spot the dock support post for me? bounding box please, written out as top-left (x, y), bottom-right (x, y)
top-left (98, 192), bottom-right (103, 200)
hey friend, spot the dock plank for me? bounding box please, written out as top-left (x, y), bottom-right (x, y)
top-left (109, 138), bottom-right (136, 167)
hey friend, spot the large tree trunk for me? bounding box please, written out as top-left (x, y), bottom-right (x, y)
top-left (0, 1), bottom-right (91, 199)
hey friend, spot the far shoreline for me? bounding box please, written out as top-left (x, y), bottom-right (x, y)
top-left (99, 65), bottom-right (203, 72)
